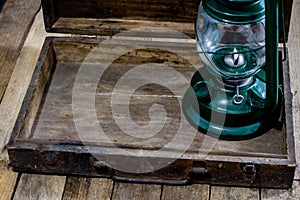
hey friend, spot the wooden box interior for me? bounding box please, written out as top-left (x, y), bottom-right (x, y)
top-left (8, 36), bottom-right (295, 187)
top-left (14, 37), bottom-right (291, 157)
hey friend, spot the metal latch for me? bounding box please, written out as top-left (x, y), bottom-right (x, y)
top-left (240, 163), bottom-right (259, 184)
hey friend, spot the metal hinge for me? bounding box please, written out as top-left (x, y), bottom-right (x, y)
top-left (240, 163), bottom-right (259, 184)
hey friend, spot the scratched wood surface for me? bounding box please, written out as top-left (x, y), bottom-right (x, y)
top-left (1, 0), bottom-right (300, 199)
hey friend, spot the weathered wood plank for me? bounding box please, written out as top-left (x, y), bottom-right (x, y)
top-left (42, 0), bottom-right (199, 36)
top-left (288, 0), bottom-right (300, 180)
top-left (13, 174), bottom-right (66, 200)
top-left (0, 6), bottom-right (46, 161)
top-left (0, 10), bottom-right (70, 160)
top-left (0, 162), bottom-right (18, 200)
top-left (161, 184), bottom-right (209, 200)
top-left (62, 177), bottom-right (113, 200)
top-left (0, 0), bottom-right (40, 102)
top-left (52, 18), bottom-right (195, 38)
top-left (111, 182), bottom-right (161, 200)
top-left (261, 181), bottom-right (300, 200)
top-left (293, 106), bottom-right (300, 180)
top-left (210, 186), bottom-right (260, 200)
top-left (42, 0), bottom-right (292, 41)
top-left (30, 60), bottom-right (286, 156)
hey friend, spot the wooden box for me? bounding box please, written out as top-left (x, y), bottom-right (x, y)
top-left (7, 0), bottom-right (296, 188)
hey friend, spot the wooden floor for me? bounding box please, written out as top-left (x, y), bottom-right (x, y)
top-left (0, 0), bottom-right (300, 199)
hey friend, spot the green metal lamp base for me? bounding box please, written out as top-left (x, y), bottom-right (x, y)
top-left (182, 67), bottom-right (282, 140)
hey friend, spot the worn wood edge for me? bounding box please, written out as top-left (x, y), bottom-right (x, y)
top-left (7, 138), bottom-right (293, 164)
top-left (15, 38), bottom-right (56, 140)
top-left (51, 18), bottom-right (195, 38)
top-left (7, 145), bottom-right (295, 188)
top-left (282, 52), bottom-right (297, 169)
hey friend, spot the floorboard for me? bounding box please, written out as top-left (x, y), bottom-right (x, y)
top-left (0, 0), bottom-right (40, 102)
top-left (12, 173), bottom-right (66, 200)
top-left (111, 182), bottom-right (162, 200)
top-left (261, 181), bottom-right (300, 200)
top-left (62, 177), bottom-right (113, 200)
top-left (210, 186), bottom-right (260, 200)
top-left (0, 163), bottom-right (18, 200)
top-left (161, 184), bottom-right (210, 200)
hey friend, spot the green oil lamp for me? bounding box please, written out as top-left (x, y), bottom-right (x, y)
top-left (182, 0), bottom-right (283, 140)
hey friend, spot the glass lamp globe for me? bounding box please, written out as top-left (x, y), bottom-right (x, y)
top-left (182, 0), bottom-right (282, 140)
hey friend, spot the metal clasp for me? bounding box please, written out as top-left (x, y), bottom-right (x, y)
top-left (240, 163), bottom-right (258, 184)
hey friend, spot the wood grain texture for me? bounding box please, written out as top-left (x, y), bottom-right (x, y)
top-left (111, 182), bottom-right (161, 200)
top-left (42, 0), bottom-right (199, 36)
top-left (8, 37), bottom-right (294, 188)
top-left (161, 184), bottom-right (209, 200)
top-left (288, 0), bottom-right (300, 180)
top-left (0, 164), bottom-right (18, 200)
top-left (62, 177), bottom-right (113, 200)
top-left (0, 8), bottom-right (47, 161)
top-left (210, 186), bottom-right (259, 200)
top-left (261, 181), bottom-right (300, 200)
top-left (0, 0), bottom-right (40, 101)
top-left (13, 173), bottom-right (66, 200)
top-left (41, 0), bottom-right (292, 41)
top-left (0, 10), bottom-right (70, 160)
top-left (30, 58), bottom-right (286, 156)
top-left (2, 0), bottom-right (300, 200)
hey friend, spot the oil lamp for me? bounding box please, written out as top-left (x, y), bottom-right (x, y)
top-left (183, 0), bottom-right (283, 140)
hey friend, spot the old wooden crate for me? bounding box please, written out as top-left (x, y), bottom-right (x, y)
top-left (7, 0), bottom-right (296, 188)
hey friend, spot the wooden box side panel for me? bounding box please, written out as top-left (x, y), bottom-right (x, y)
top-left (282, 51), bottom-right (296, 165)
top-left (8, 147), bottom-right (295, 188)
top-left (9, 38), bottom-right (57, 140)
top-left (41, 0), bottom-right (199, 36)
top-left (41, 0), bottom-right (293, 41)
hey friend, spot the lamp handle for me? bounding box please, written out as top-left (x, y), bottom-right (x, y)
top-left (264, 0), bottom-right (281, 113)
